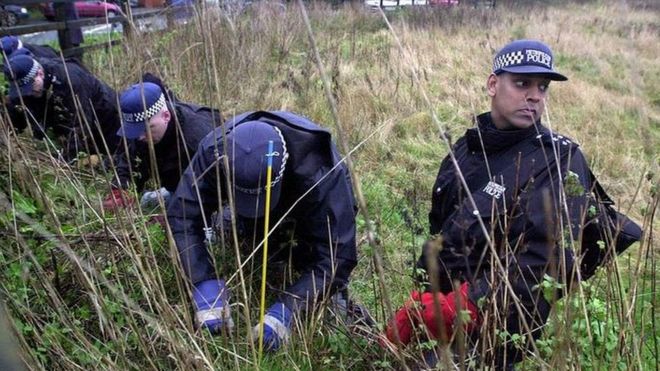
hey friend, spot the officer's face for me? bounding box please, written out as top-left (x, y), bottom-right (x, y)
top-left (487, 73), bottom-right (551, 130)
top-left (139, 108), bottom-right (170, 144)
top-left (31, 68), bottom-right (45, 97)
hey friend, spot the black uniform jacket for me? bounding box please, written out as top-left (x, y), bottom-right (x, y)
top-left (418, 112), bottom-right (641, 304)
top-left (23, 44), bottom-right (59, 60)
top-left (113, 101), bottom-right (219, 192)
top-left (167, 111), bottom-right (358, 312)
top-left (6, 58), bottom-right (120, 158)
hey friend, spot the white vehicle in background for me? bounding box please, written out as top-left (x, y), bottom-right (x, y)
top-left (365, 0), bottom-right (428, 10)
top-left (365, 0), bottom-right (458, 10)
top-left (206, 0), bottom-right (285, 14)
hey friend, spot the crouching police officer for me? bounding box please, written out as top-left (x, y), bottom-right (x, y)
top-left (385, 40), bottom-right (642, 369)
top-left (1, 36), bottom-right (59, 61)
top-left (167, 111), bottom-right (358, 351)
top-left (2, 54), bottom-right (120, 160)
top-left (102, 75), bottom-right (220, 211)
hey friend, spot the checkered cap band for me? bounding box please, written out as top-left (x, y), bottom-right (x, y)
top-left (233, 125), bottom-right (288, 195)
top-left (493, 51), bottom-right (525, 71)
top-left (18, 60), bottom-right (40, 86)
top-left (122, 93), bottom-right (166, 124)
top-left (493, 48), bottom-right (555, 73)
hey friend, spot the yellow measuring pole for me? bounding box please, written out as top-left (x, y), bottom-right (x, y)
top-left (258, 140), bottom-right (275, 359)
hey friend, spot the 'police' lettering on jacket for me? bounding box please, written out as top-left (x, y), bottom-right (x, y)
top-left (483, 181), bottom-right (506, 199)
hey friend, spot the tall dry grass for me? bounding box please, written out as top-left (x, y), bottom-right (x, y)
top-left (0, 0), bottom-right (658, 369)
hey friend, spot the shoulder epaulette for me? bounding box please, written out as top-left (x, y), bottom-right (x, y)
top-left (533, 132), bottom-right (580, 149)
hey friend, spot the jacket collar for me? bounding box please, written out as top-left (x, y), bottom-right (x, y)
top-left (466, 112), bottom-right (547, 153)
top-left (154, 103), bottom-right (178, 150)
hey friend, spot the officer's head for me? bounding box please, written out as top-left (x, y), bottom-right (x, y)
top-left (487, 39), bottom-right (568, 130)
top-left (3, 54), bottom-right (45, 99)
top-left (117, 82), bottom-right (171, 144)
top-left (1, 36), bottom-right (22, 59)
top-left (226, 121), bottom-right (289, 219)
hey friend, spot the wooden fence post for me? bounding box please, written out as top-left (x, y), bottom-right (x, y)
top-left (1, 2), bottom-right (162, 57)
top-left (53, 0), bottom-right (84, 59)
top-left (121, 1), bottom-right (134, 41)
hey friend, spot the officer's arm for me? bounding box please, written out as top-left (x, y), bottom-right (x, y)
top-left (2, 101), bottom-right (28, 134)
top-left (563, 149), bottom-right (593, 234)
top-left (62, 63), bottom-right (97, 127)
top-left (428, 154), bottom-right (455, 235)
top-left (180, 112), bottom-right (215, 169)
top-left (520, 146), bottom-right (593, 274)
top-left (56, 63), bottom-right (100, 159)
top-left (111, 140), bottom-right (149, 191)
top-left (562, 148), bottom-right (604, 279)
top-left (167, 138), bottom-right (221, 284)
top-left (9, 98), bottom-right (45, 140)
top-left (279, 165), bottom-right (358, 313)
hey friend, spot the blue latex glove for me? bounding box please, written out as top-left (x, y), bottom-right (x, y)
top-left (252, 303), bottom-right (293, 351)
top-left (193, 279), bottom-right (233, 334)
top-left (140, 187), bottom-right (171, 211)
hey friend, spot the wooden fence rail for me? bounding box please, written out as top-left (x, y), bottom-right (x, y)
top-left (1, 0), bottom-right (169, 57)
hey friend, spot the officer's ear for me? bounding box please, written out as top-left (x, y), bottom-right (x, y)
top-left (487, 73), bottom-right (498, 97)
top-left (162, 107), bottom-right (171, 124)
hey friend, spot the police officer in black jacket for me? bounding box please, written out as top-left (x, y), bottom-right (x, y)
top-left (102, 76), bottom-right (220, 211)
top-left (167, 111), bottom-right (358, 351)
top-left (385, 40), bottom-right (642, 369)
top-left (3, 54), bottom-right (120, 159)
top-left (1, 36), bottom-right (59, 61)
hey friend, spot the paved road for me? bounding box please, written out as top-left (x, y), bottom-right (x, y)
top-left (21, 23), bottom-right (121, 45)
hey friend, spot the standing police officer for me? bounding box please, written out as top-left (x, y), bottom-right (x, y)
top-left (102, 75), bottom-right (220, 210)
top-left (3, 54), bottom-right (120, 160)
top-left (167, 111), bottom-right (358, 351)
top-left (385, 40), bottom-right (641, 369)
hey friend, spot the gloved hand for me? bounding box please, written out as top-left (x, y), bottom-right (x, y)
top-left (77, 154), bottom-right (101, 169)
top-left (385, 295), bottom-right (420, 346)
top-left (102, 188), bottom-right (135, 211)
top-left (193, 279), bottom-right (233, 334)
top-left (252, 302), bottom-right (293, 352)
top-left (416, 282), bottom-right (479, 340)
top-left (140, 187), bottom-right (171, 211)
top-left (385, 283), bottom-right (479, 346)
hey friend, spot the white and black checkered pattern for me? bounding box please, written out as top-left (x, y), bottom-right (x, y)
top-left (123, 93), bottom-right (166, 124)
top-left (493, 51), bottom-right (524, 71)
top-left (18, 60), bottom-right (40, 86)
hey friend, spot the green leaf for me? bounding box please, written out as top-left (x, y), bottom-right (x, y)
top-left (12, 191), bottom-right (38, 216)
